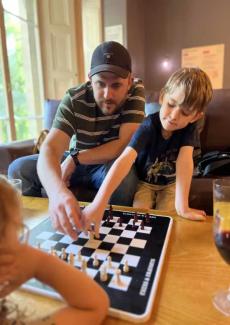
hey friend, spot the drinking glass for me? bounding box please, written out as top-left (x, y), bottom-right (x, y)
top-left (8, 178), bottom-right (22, 193)
top-left (213, 178), bottom-right (230, 316)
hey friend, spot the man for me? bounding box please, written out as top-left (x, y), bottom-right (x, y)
top-left (9, 41), bottom-right (145, 238)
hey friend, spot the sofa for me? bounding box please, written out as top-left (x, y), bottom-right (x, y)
top-left (1, 89), bottom-right (230, 214)
top-left (189, 89), bottom-right (230, 215)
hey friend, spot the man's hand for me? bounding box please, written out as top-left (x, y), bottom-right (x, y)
top-left (177, 207), bottom-right (206, 221)
top-left (61, 154), bottom-right (76, 187)
top-left (49, 188), bottom-right (83, 239)
top-left (0, 245), bottom-right (39, 298)
top-left (81, 204), bottom-right (105, 238)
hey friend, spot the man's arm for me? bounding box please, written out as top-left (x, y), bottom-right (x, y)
top-left (175, 146), bottom-right (206, 221)
top-left (38, 128), bottom-right (70, 194)
top-left (37, 128), bottom-right (83, 238)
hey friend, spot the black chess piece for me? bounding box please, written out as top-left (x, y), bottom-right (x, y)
top-left (132, 219), bottom-right (136, 229)
top-left (145, 213), bottom-right (150, 223)
top-left (109, 204), bottom-right (113, 220)
top-left (141, 220), bottom-right (145, 230)
top-left (118, 217), bottom-right (123, 227)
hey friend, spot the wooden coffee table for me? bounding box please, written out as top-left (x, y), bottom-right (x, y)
top-left (10, 196), bottom-right (229, 324)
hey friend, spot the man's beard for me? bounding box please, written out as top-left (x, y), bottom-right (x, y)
top-left (99, 100), bottom-right (118, 115)
top-left (98, 98), bottom-right (126, 115)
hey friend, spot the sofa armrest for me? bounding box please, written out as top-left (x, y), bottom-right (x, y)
top-left (0, 139), bottom-right (35, 173)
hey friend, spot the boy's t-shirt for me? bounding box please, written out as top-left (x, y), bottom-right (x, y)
top-left (128, 112), bottom-right (200, 185)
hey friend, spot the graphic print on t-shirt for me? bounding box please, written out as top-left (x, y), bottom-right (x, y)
top-left (146, 157), bottom-right (176, 185)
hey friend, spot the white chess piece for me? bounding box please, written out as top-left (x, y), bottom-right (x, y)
top-left (77, 250), bottom-right (82, 261)
top-left (123, 260), bottom-right (129, 273)
top-left (89, 231), bottom-right (94, 240)
top-left (81, 259), bottom-right (87, 273)
top-left (68, 252), bottom-right (75, 266)
top-left (60, 248), bottom-right (67, 260)
top-left (107, 256), bottom-right (112, 268)
top-left (115, 268), bottom-right (122, 285)
top-left (93, 254), bottom-right (99, 267)
top-left (100, 266), bottom-right (108, 282)
top-left (50, 247), bottom-right (57, 257)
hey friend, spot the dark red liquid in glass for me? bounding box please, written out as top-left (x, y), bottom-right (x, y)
top-left (215, 231), bottom-right (230, 264)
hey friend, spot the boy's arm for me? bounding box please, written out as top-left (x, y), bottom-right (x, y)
top-left (175, 146), bottom-right (206, 221)
top-left (82, 146), bottom-right (137, 234)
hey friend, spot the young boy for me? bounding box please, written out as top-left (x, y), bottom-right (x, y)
top-left (81, 67), bottom-right (213, 234)
top-left (0, 176), bottom-right (109, 324)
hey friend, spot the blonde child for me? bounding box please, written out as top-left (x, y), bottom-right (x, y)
top-left (81, 67), bottom-right (213, 234)
top-left (0, 176), bottom-right (109, 324)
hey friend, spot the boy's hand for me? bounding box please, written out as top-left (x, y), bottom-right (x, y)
top-left (178, 208), bottom-right (206, 221)
top-left (81, 204), bottom-right (104, 238)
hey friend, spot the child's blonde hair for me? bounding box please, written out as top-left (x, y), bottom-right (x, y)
top-left (161, 67), bottom-right (213, 113)
top-left (0, 176), bottom-right (20, 236)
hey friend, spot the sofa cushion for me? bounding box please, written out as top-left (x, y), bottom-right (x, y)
top-left (145, 102), bottom-right (160, 116)
top-left (44, 99), bottom-right (61, 130)
top-left (200, 89), bottom-right (230, 153)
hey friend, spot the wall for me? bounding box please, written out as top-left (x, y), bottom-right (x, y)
top-left (103, 0), bottom-right (145, 80)
top-left (104, 0), bottom-right (230, 95)
top-left (126, 0), bottom-right (145, 81)
top-left (103, 0), bottom-right (127, 45)
top-left (144, 0), bottom-right (230, 93)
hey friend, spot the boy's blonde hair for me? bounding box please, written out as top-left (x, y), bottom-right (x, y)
top-left (0, 176), bottom-right (20, 236)
top-left (161, 67), bottom-right (213, 113)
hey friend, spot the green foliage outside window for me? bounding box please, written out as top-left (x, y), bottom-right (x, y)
top-left (0, 1), bottom-right (41, 143)
top-left (6, 12), bottom-right (31, 140)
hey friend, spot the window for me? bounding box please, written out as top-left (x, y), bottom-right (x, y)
top-left (82, 0), bottom-right (102, 80)
top-left (0, 0), bottom-right (43, 143)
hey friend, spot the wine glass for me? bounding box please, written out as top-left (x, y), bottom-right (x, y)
top-left (213, 178), bottom-right (230, 316)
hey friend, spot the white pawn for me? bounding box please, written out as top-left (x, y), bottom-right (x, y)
top-left (81, 259), bottom-right (87, 273)
top-left (77, 250), bottom-right (82, 261)
top-left (100, 266), bottom-right (108, 282)
top-left (123, 260), bottom-right (129, 273)
top-left (60, 248), bottom-right (67, 260)
top-left (68, 252), bottom-right (75, 266)
top-left (89, 231), bottom-right (94, 240)
top-left (93, 254), bottom-right (99, 267)
top-left (50, 247), bottom-right (57, 257)
top-left (107, 256), bottom-right (112, 268)
top-left (115, 268), bottom-right (122, 285)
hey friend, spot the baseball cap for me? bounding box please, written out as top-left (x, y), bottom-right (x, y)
top-left (89, 41), bottom-right (132, 78)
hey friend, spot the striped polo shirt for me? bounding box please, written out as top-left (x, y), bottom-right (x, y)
top-left (53, 79), bottom-right (145, 150)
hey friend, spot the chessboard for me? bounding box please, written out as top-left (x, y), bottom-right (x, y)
top-left (21, 206), bottom-right (173, 323)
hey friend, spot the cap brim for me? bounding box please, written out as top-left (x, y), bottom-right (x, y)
top-left (89, 64), bottom-right (130, 78)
